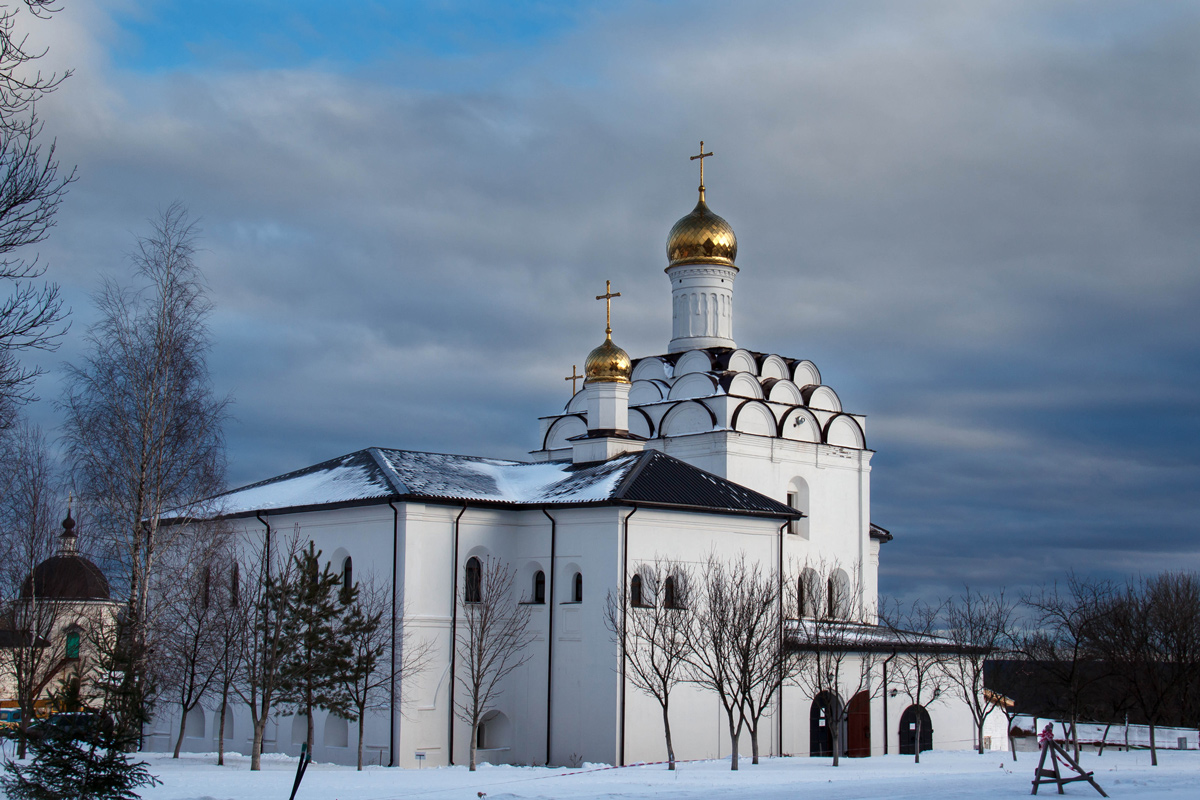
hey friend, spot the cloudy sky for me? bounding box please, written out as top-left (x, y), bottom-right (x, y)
top-left (15, 0), bottom-right (1200, 602)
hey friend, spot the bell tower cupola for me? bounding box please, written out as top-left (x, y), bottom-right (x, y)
top-left (666, 141), bottom-right (738, 353)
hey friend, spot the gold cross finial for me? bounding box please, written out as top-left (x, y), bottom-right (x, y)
top-left (690, 140), bottom-right (713, 189)
top-left (565, 364), bottom-right (582, 396)
top-left (595, 280), bottom-right (621, 338)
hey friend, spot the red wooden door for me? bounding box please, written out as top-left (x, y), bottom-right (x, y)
top-left (847, 691), bottom-right (871, 757)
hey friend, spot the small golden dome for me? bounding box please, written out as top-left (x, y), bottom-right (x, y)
top-left (666, 188), bottom-right (738, 269)
top-left (584, 335), bottom-right (632, 384)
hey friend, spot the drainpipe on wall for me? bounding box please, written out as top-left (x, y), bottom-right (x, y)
top-left (255, 511), bottom-right (271, 581)
top-left (881, 651), bottom-right (896, 756)
top-left (777, 519), bottom-right (788, 756)
top-left (388, 501), bottom-right (401, 766)
top-left (618, 504), bottom-right (638, 767)
top-left (447, 502), bottom-right (467, 766)
top-left (541, 508), bottom-right (557, 766)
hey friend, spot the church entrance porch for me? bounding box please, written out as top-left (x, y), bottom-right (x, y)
top-left (846, 691), bottom-right (871, 757)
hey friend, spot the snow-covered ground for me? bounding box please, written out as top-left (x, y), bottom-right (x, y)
top-left (22, 747), bottom-right (1196, 800)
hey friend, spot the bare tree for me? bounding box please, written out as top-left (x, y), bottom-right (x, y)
top-left (61, 203), bottom-right (229, 729)
top-left (236, 528), bottom-right (300, 771)
top-left (604, 559), bottom-right (692, 770)
top-left (1088, 573), bottom-right (1200, 766)
top-left (210, 547), bottom-right (246, 766)
top-left (0, 1), bottom-right (74, 431)
top-left (880, 598), bottom-right (952, 763)
top-left (943, 587), bottom-right (1013, 755)
top-left (791, 560), bottom-right (880, 767)
top-left (686, 552), bottom-right (784, 770)
top-left (1019, 576), bottom-right (1111, 760)
top-left (0, 422), bottom-right (65, 758)
top-left (340, 576), bottom-right (432, 770)
top-left (154, 528), bottom-right (229, 758)
top-left (454, 555), bottom-right (534, 771)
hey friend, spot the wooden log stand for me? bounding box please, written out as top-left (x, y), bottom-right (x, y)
top-left (1031, 725), bottom-right (1108, 797)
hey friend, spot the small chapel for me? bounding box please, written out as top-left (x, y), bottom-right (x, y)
top-left (147, 147), bottom-right (979, 766)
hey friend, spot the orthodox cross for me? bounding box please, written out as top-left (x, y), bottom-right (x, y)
top-left (690, 140), bottom-right (713, 188)
top-left (565, 364), bottom-right (582, 395)
top-left (596, 279), bottom-right (621, 336)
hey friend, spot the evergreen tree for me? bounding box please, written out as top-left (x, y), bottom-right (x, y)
top-left (278, 542), bottom-right (353, 750)
top-left (1, 718), bottom-right (160, 800)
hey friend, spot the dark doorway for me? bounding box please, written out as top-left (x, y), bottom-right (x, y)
top-left (809, 691), bottom-right (841, 757)
top-left (846, 691), bottom-right (871, 757)
top-left (898, 705), bottom-right (933, 755)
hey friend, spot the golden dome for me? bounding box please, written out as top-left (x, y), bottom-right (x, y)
top-left (584, 335), bottom-right (632, 384)
top-left (666, 188), bottom-right (738, 269)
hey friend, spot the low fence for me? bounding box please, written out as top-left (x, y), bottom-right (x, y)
top-left (1011, 715), bottom-right (1199, 751)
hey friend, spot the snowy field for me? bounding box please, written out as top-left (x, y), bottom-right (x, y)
top-left (28, 748), bottom-right (1197, 800)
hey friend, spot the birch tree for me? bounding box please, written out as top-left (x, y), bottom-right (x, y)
top-left (62, 203), bottom-right (229, 731)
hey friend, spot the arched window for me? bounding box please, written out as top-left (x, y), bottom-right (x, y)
top-left (787, 477), bottom-right (810, 537)
top-left (231, 564), bottom-right (240, 608)
top-left (663, 576), bottom-right (678, 609)
top-left (465, 557), bottom-right (482, 604)
top-left (573, 572), bottom-right (583, 602)
top-left (630, 574), bottom-right (644, 608)
top-left (65, 629), bottom-right (81, 660)
top-left (533, 570), bottom-right (546, 604)
top-left (800, 568), bottom-right (821, 617)
top-left (827, 577), bottom-right (838, 618)
top-left (340, 556), bottom-right (354, 603)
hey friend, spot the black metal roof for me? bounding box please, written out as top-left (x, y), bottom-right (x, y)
top-left (612, 450), bottom-right (799, 517)
top-left (180, 446), bottom-right (800, 521)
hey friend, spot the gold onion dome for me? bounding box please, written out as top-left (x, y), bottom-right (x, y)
top-left (584, 335), bottom-right (632, 384)
top-left (666, 187), bottom-right (738, 269)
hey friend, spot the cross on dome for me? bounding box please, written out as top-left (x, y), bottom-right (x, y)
top-left (565, 364), bottom-right (582, 395)
top-left (690, 140), bottom-right (713, 190)
top-left (595, 279), bottom-right (621, 338)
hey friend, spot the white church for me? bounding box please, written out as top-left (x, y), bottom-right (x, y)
top-left (147, 150), bottom-right (983, 767)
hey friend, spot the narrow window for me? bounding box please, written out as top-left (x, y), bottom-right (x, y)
top-left (630, 574), bottom-right (644, 608)
top-left (341, 556), bottom-right (354, 603)
top-left (573, 572), bottom-right (583, 603)
top-left (465, 557), bottom-right (482, 604)
top-left (827, 577), bottom-right (837, 618)
top-left (534, 570), bottom-right (546, 604)
top-left (787, 492), bottom-right (800, 534)
top-left (797, 577), bottom-right (806, 618)
top-left (65, 630), bottom-right (80, 660)
top-left (201, 565), bottom-right (211, 609)
top-left (231, 564), bottom-right (240, 608)
top-left (663, 576), bottom-right (677, 609)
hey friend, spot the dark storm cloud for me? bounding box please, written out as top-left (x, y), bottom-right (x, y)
top-left (21, 0), bottom-right (1200, 602)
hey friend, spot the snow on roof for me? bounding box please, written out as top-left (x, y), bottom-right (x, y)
top-left (195, 447), bottom-right (799, 521)
top-left (203, 448), bottom-right (645, 517)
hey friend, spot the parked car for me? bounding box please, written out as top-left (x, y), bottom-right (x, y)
top-left (0, 707), bottom-right (21, 730)
top-left (28, 712), bottom-right (112, 741)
